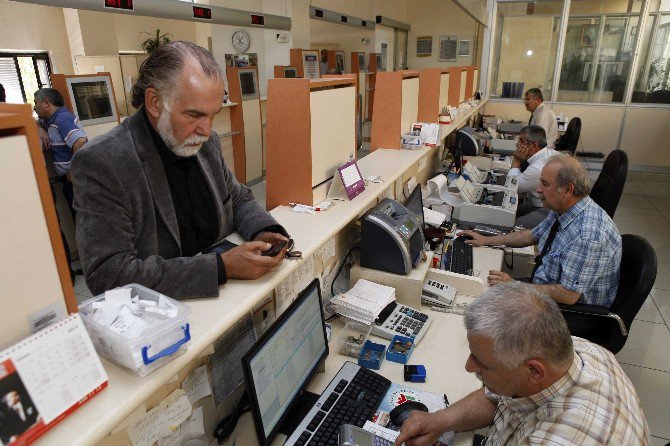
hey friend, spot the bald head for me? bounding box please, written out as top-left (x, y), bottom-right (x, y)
top-left (545, 155), bottom-right (591, 198)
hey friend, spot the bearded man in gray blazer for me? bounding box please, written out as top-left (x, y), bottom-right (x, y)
top-left (72, 41), bottom-right (288, 299)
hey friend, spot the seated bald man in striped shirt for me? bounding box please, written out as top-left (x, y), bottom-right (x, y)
top-left (395, 282), bottom-right (649, 446)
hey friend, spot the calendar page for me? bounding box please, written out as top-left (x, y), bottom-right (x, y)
top-left (0, 314), bottom-right (107, 445)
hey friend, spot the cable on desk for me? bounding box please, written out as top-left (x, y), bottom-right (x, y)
top-left (215, 392), bottom-right (251, 444)
top-left (329, 245), bottom-right (360, 298)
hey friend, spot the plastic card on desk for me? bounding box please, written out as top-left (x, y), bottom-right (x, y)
top-left (0, 314), bottom-right (108, 446)
top-left (327, 160), bottom-right (365, 201)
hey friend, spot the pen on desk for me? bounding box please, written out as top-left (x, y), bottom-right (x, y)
top-left (444, 394), bottom-right (450, 407)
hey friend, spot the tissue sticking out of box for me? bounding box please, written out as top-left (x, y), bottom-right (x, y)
top-left (91, 288), bottom-right (178, 339)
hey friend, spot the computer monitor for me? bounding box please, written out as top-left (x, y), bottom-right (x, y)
top-left (405, 184), bottom-right (425, 227)
top-left (284, 66), bottom-right (298, 78)
top-left (65, 75), bottom-right (117, 126)
top-left (238, 68), bottom-right (259, 100)
top-left (242, 279), bottom-right (328, 446)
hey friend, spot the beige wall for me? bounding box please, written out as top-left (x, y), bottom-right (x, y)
top-left (113, 15), bottom-right (198, 52)
top-left (406, 0), bottom-right (479, 70)
top-left (620, 107), bottom-right (670, 166)
top-left (0, 0), bottom-right (73, 74)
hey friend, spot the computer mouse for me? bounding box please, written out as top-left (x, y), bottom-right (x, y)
top-left (389, 400), bottom-right (429, 426)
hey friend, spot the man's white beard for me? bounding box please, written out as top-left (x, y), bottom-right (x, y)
top-left (156, 110), bottom-right (209, 158)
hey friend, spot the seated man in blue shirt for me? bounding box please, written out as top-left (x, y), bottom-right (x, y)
top-left (461, 154), bottom-right (621, 315)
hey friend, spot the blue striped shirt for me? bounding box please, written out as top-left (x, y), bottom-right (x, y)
top-left (42, 107), bottom-right (87, 176)
top-left (531, 197), bottom-right (621, 307)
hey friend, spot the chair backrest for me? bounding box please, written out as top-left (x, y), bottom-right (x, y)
top-left (555, 117), bottom-right (581, 154)
top-left (590, 149), bottom-right (628, 218)
top-left (608, 234), bottom-right (657, 350)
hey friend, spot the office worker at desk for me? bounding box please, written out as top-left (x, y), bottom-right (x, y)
top-left (395, 283), bottom-right (649, 446)
top-left (509, 125), bottom-right (560, 228)
top-left (461, 155), bottom-right (621, 317)
top-left (72, 41), bottom-right (288, 299)
top-left (524, 88), bottom-right (558, 149)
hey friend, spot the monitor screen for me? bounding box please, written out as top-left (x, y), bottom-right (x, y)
top-left (239, 70), bottom-right (258, 99)
top-left (243, 279), bottom-right (327, 445)
top-left (405, 185), bottom-right (424, 227)
top-left (284, 67), bottom-right (298, 78)
top-left (71, 81), bottom-right (113, 121)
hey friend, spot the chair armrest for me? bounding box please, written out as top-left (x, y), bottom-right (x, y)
top-left (558, 304), bottom-right (627, 336)
top-left (558, 303), bottom-right (610, 315)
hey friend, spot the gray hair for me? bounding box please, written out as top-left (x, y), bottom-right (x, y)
top-left (464, 282), bottom-right (573, 370)
top-left (34, 88), bottom-right (64, 107)
top-left (520, 125), bottom-right (547, 149)
top-left (131, 41), bottom-right (223, 108)
top-left (525, 87), bottom-right (544, 101)
top-left (546, 154), bottom-right (591, 197)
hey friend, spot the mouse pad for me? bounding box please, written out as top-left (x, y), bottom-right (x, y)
top-left (371, 383), bottom-right (455, 445)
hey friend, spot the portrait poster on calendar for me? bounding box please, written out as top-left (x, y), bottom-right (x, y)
top-left (0, 360), bottom-right (42, 446)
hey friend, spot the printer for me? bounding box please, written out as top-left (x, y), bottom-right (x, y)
top-left (490, 138), bottom-right (518, 155)
top-left (463, 154), bottom-right (512, 172)
top-left (462, 161), bottom-right (518, 190)
top-left (497, 121), bottom-right (526, 135)
top-left (449, 176), bottom-right (518, 230)
top-left (360, 198), bottom-right (425, 275)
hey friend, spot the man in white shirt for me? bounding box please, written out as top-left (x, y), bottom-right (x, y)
top-left (525, 88), bottom-right (558, 149)
top-left (509, 125), bottom-right (560, 228)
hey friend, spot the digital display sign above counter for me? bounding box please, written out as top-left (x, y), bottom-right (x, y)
top-left (193, 6), bottom-right (212, 19)
top-left (104, 0), bottom-right (133, 11)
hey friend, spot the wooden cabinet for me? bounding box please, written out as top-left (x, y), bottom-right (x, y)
top-left (266, 78), bottom-right (356, 209)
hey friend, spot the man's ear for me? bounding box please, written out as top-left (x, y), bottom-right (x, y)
top-left (525, 359), bottom-right (547, 386)
top-left (144, 87), bottom-right (162, 120)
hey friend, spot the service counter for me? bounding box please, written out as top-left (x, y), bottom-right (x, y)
top-left (33, 100), bottom-right (489, 446)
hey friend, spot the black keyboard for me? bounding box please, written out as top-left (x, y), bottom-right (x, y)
top-left (285, 362), bottom-right (391, 446)
top-left (447, 237), bottom-right (474, 275)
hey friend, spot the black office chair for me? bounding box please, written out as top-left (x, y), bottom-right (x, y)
top-left (559, 234), bottom-right (657, 354)
top-left (554, 117), bottom-right (581, 155)
top-left (590, 149), bottom-right (628, 218)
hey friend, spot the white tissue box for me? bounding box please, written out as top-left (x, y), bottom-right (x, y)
top-left (79, 284), bottom-right (191, 377)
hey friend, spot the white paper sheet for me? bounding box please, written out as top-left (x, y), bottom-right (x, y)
top-left (127, 390), bottom-right (192, 446)
top-left (181, 365), bottom-right (212, 405)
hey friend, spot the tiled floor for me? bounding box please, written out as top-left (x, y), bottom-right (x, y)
top-left (613, 193), bottom-right (670, 444)
top-left (71, 191), bottom-right (670, 443)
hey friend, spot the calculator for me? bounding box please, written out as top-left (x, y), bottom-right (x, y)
top-left (371, 302), bottom-right (432, 345)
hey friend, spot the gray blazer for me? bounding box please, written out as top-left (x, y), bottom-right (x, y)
top-left (72, 109), bottom-right (282, 299)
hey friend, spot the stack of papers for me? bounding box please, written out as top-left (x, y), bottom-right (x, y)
top-left (330, 279), bottom-right (396, 324)
top-left (423, 207), bottom-right (447, 227)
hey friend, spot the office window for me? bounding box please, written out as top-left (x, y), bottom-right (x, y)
top-left (0, 53), bottom-right (52, 105)
top-left (632, 12), bottom-right (670, 104)
top-left (556, 1), bottom-right (640, 103)
top-left (490, 1), bottom-right (564, 100)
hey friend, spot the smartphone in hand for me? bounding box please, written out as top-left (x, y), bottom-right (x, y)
top-left (262, 240), bottom-right (288, 257)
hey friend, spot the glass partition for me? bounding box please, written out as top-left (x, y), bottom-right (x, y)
top-left (490, 1), bottom-right (564, 100)
top-left (632, 13), bottom-right (670, 103)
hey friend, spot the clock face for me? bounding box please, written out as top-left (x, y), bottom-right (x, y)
top-left (232, 30), bottom-right (251, 53)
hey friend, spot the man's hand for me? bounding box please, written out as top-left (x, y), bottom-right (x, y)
top-left (512, 145), bottom-right (531, 161)
top-left (221, 241), bottom-right (286, 280)
top-left (487, 270), bottom-right (513, 286)
top-left (38, 127), bottom-right (50, 150)
top-left (458, 230), bottom-right (492, 247)
top-left (395, 411), bottom-right (447, 446)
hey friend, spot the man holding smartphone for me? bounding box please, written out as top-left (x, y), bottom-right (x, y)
top-left (73, 42), bottom-right (288, 299)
